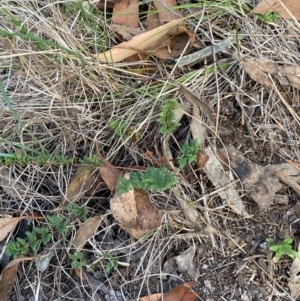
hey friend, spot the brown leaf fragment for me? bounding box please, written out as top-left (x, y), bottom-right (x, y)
top-left (243, 58), bottom-right (300, 89)
top-left (252, 0), bottom-right (300, 21)
top-left (180, 85), bottom-right (215, 124)
top-left (112, 0), bottom-right (139, 28)
top-left (110, 175), bottom-right (160, 239)
top-left (190, 105), bottom-right (206, 148)
top-left (146, 2), bottom-right (161, 30)
top-left (267, 163), bottom-right (300, 196)
top-left (62, 165), bottom-right (96, 207)
top-left (203, 146), bottom-right (250, 217)
top-left (99, 162), bottom-right (121, 191)
top-left (139, 282), bottom-right (196, 301)
top-left (224, 145), bottom-right (282, 210)
top-left (242, 59), bottom-right (272, 89)
top-left (0, 216), bottom-right (23, 241)
top-left (93, 17), bottom-right (186, 63)
top-left (152, 0), bottom-right (181, 23)
top-left (73, 216), bottom-right (103, 250)
top-left (0, 262), bottom-right (18, 301)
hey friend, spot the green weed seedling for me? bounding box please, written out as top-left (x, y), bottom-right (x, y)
top-left (256, 11), bottom-right (280, 23)
top-left (116, 167), bottom-right (177, 195)
top-left (266, 237), bottom-right (300, 262)
top-left (5, 227), bottom-right (51, 259)
top-left (157, 99), bottom-right (179, 134)
top-left (64, 204), bottom-right (88, 222)
top-left (69, 251), bottom-right (87, 270)
top-left (46, 214), bottom-right (69, 235)
top-left (103, 253), bottom-right (118, 273)
top-left (177, 139), bottom-right (199, 169)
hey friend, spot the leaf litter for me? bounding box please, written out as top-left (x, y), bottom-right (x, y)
top-left (1, 1), bottom-right (298, 300)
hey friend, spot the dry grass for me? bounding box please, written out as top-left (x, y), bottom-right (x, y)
top-left (1, 0), bottom-right (300, 300)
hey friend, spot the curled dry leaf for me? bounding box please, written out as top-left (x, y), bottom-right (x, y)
top-left (267, 163), bottom-right (300, 196)
top-left (139, 282), bottom-right (196, 301)
top-left (190, 103), bottom-right (206, 148)
top-left (224, 145), bottom-right (282, 210)
top-left (180, 85), bottom-right (215, 124)
top-left (252, 0), bottom-right (300, 20)
top-left (62, 165), bottom-right (97, 207)
top-left (93, 17), bottom-right (186, 63)
top-left (110, 174), bottom-right (161, 239)
top-left (203, 146), bottom-right (250, 217)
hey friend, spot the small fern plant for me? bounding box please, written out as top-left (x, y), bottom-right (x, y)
top-left (117, 167), bottom-right (177, 195)
top-left (157, 99), bottom-right (179, 134)
top-left (177, 139), bottom-right (199, 168)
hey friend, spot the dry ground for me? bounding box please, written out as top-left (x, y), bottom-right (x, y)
top-left (1, 0), bottom-right (300, 300)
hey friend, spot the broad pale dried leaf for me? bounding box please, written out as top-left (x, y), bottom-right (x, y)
top-left (110, 177), bottom-right (160, 239)
top-left (0, 167), bottom-right (25, 198)
top-left (62, 165), bottom-right (96, 207)
top-left (252, 0), bottom-right (300, 20)
top-left (99, 162), bottom-right (121, 191)
top-left (180, 85), bottom-right (215, 124)
top-left (203, 146), bottom-right (250, 217)
top-left (110, 24), bottom-right (145, 41)
top-left (0, 263), bottom-right (18, 300)
top-left (224, 145), bottom-right (282, 210)
top-left (112, 0), bottom-right (139, 27)
top-left (93, 17), bottom-right (186, 63)
top-left (0, 216), bottom-right (23, 241)
top-left (139, 282), bottom-right (196, 301)
top-left (268, 163), bottom-right (300, 196)
top-left (73, 216), bottom-right (103, 250)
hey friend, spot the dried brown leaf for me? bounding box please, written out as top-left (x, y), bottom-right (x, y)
top-left (62, 165), bottom-right (96, 207)
top-left (224, 146), bottom-right (282, 210)
top-left (242, 59), bottom-right (272, 89)
top-left (152, 0), bottom-right (181, 23)
top-left (110, 176), bottom-right (160, 239)
top-left (252, 0), bottom-right (300, 20)
top-left (139, 282), bottom-right (196, 301)
top-left (112, 0), bottom-right (139, 27)
top-left (93, 17), bottom-right (186, 63)
top-left (0, 216), bottom-right (24, 241)
top-left (190, 104), bottom-right (206, 148)
top-left (73, 216), bottom-right (103, 250)
top-left (243, 58), bottom-right (300, 89)
top-left (0, 262), bottom-right (18, 300)
top-left (180, 85), bottom-right (215, 124)
top-left (110, 24), bottom-right (145, 41)
top-left (99, 162), bottom-right (121, 191)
